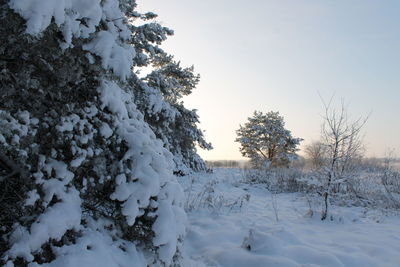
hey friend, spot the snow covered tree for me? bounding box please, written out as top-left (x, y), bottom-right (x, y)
top-left (120, 14), bottom-right (211, 174)
top-left (0, 0), bottom-right (204, 265)
top-left (138, 52), bottom-right (212, 174)
top-left (236, 111), bottom-right (302, 168)
top-left (317, 98), bottom-right (368, 220)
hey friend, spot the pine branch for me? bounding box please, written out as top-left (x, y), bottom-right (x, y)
top-left (0, 152), bottom-right (21, 182)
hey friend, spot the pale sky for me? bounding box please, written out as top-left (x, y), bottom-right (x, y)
top-left (138, 0), bottom-right (400, 160)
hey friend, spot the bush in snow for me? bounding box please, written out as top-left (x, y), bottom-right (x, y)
top-left (182, 178), bottom-right (250, 215)
top-left (380, 156), bottom-right (400, 209)
top-left (0, 0), bottom-right (208, 265)
top-left (241, 166), bottom-right (307, 193)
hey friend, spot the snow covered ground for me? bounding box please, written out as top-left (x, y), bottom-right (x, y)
top-left (178, 168), bottom-right (400, 267)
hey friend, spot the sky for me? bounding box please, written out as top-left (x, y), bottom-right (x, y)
top-left (138, 0), bottom-right (400, 160)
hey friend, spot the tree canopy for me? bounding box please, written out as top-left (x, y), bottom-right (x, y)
top-left (236, 111), bottom-right (302, 168)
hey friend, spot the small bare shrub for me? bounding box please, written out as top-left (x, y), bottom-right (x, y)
top-left (184, 179), bottom-right (250, 214)
top-left (381, 156), bottom-right (400, 208)
top-left (241, 166), bottom-right (306, 193)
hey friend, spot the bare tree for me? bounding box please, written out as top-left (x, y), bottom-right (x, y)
top-left (304, 141), bottom-right (327, 170)
top-left (319, 97), bottom-right (368, 220)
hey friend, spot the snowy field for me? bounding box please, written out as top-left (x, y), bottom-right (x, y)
top-left (178, 168), bottom-right (400, 267)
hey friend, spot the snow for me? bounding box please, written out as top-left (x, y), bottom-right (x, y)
top-left (17, 110), bottom-right (30, 124)
top-left (7, 1), bottom-right (399, 266)
top-left (8, 188), bottom-right (82, 262)
top-left (99, 80), bottom-right (186, 264)
top-left (9, 0), bottom-right (102, 37)
top-left (25, 190), bottom-right (40, 206)
top-left (70, 155), bottom-right (86, 168)
top-left (6, 157), bottom-right (81, 262)
top-left (2, 106), bottom-right (399, 267)
top-left (4, 0), bottom-right (192, 265)
top-left (179, 168), bottom-right (400, 267)
top-left (153, 182), bottom-right (187, 264)
top-left (82, 31), bottom-right (135, 80)
top-left (9, 0), bottom-right (134, 79)
top-left (2, 79), bottom-right (187, 266)
top-left (29, 227), bottom-right (147, 267)
top-left (99, 122), bottom-right (113, 138)
top-left (56, 114), bottom-right (80, 132)
top-left (98, 80), bottom-right (130, 119)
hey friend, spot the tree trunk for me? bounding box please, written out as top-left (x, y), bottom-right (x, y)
top-left (321, 191), bottom-right (329, 220)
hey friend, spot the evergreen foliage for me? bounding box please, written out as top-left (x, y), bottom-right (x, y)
top-left (236, 111), bottom-right (302, 168)
top-left (0, 0), bottom-right (208, 265)
top-left (135, 51), bottom-right (212, 174)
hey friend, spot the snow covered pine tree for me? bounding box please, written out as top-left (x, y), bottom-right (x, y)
top-left (0, 0), bottom-right (208, 265)
top-left (236, 111), bottom-right (302, 168)
top-left (134, 52), bottom-right (212, 175)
